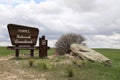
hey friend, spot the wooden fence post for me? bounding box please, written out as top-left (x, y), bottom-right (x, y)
top-left (39, 35), bottom-right (50, 58)
top-left (15, 45), bottom-right (19, 57)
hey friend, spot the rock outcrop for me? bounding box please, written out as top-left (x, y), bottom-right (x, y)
top-left (70, 43), bottom-right (111, 66)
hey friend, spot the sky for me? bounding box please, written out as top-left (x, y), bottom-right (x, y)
top-left (0, 0), bottom-right (120, 48)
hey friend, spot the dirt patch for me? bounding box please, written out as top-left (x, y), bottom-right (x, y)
top-left (0, 56), bottom-right (46, 80)
top-left (0, 56), bottom-right (14, 61)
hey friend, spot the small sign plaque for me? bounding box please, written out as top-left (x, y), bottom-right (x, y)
top-left (7, 24), bottom-right (39, 45)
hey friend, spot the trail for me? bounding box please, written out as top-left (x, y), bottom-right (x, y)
top-left (0, 56), bottom-right (14, 61)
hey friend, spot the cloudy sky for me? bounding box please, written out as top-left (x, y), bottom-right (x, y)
top-left (0, 0), bottom-right (120, 48)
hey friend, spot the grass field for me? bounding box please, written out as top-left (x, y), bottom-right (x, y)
top-left (0, 47), bottom-right (55, 56)
top-left (0, 47), bottom-right (120, 80)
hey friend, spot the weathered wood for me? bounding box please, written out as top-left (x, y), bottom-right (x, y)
top-left (39, 36), bottom-right (50, 58)
top-left (7, 24), bottom-right (39, 58)
top-left (15, 49), bottom-right (19, 57)
top-left (7, 24), bottom-right (39, 45)
top-left (39, 46), bottom-right (50, 57)
top-left (7, 46), bottom-right (14, 50)
top-left (7, 46), bottom-right (39, 50)
top-left (7, 24), bottom-right (50, 58)
top-left (30, 49), bottom-right (34, 57)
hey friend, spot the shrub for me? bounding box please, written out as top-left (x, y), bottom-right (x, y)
top-left (41, 62), bottom-right (48, 70)
top-left (55, 33), bottom-right (86, 55)
top-left (72, 59), bottom-right (85, 68)
top-left (72, 59), bottom-right (77, 65)
top-left (37, 62), bottom-right (48, 70)
top-left (28, 58), bottom-right (35, 67)
top-left (66, 67), bottom-right (74, 77)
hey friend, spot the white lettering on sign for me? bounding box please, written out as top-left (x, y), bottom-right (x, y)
top-left (42, 40), bottom-right (46, 45)
top-left (15, 39), bottom-right (32, 44)
top-left (17, 35), bottom-right (31, 39)
top-left (15, 29), bottom-right (33, 44)
top-left (18, 29), bottom-right (30, 33)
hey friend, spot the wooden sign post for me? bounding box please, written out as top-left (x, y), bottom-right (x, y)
top-left (7, 24), bottom-right (39, 57)
top-left (7, 24), bottom-right (50, 58)
top-left (39, 35), bottom-right (50, 58)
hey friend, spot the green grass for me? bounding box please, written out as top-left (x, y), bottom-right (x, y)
top-left (36, 48), bottom-right (120, 80)
top-left (48, 48), bottom-right (55, 55)
top-left (0, 47), bottom-right (55, 56)
top-left (0, 47), bottom-right (120, 80)
top-left (94, 48), bottom-right (120, 60)
top-left (0, 47), bottom-right (15, 56)
top-left (28, 57), bottom-right (120, 80)
top-left (0, 47), bottom-right (35, 56)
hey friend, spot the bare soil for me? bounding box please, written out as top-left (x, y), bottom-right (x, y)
top-left (0, 56), bottom-right (46, 80)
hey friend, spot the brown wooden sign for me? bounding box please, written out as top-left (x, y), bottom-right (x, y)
top-left (7, 24), bottom-right (39, 45)
top-left (7, 24), bottom-right (50, 58)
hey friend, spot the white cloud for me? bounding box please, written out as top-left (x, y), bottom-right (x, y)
top-left (109, 33), bottom-right (120, 41)
top-left (0, 0), bottom-right (120, 48)
top-left (94, 35), bottom-right (106, 41)
top-left (86, 33), bottom-right (120, 48)
top-left (0, 42), bottom-right (11, 46)
top-left (48, 40), bottom-right (56, 47)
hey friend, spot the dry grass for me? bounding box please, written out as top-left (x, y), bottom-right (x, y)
top-left (0, 48), bottom-right (120, 80)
